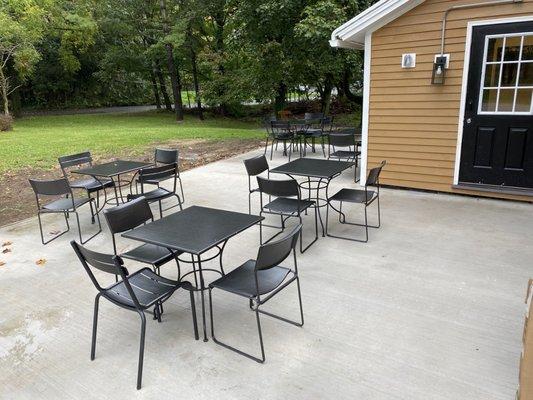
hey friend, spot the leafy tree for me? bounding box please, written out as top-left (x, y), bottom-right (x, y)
top-left (0, 0), bottom-right (46, 115)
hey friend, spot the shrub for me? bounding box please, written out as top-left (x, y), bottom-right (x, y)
top-left (0, 114), bottom-right (13, 132)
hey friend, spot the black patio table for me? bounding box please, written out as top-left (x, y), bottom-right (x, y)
top-left (270, 158), bottom-right (354, 236)
top-left (122, 205), bottom-right (263, 342)
top-left (73, 160), bottom-right (152, 208)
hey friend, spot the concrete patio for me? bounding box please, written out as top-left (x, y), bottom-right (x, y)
top-left (1, 147), bottom-right (532, 400)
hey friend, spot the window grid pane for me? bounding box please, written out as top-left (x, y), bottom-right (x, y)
top-left (479, 33), bottom-right (533, 114)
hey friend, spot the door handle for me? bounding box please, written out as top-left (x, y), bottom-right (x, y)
top-left (466, 118), bottom-right (472, 124)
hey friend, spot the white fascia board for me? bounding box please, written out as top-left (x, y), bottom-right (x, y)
top-left (330, 0), bottom-right (425, 47)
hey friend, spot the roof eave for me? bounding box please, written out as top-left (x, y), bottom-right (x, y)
top-left (330, 0), bottom-right (426, 47)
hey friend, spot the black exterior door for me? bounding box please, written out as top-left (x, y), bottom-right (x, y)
top-left (459, 21), bottom-right (533, 188)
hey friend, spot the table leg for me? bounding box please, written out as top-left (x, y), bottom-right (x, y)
top-left (196, 255), bottom-right (208, 342)
top-left (117, 174), bottom-right (125, 204)
top-left (317, 178), bottom-right (327, 237)
top-left (112, 176), bottom-right (120, 206)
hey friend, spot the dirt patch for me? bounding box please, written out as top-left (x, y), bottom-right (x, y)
top-left (0, 138), bottom-right (263, 227)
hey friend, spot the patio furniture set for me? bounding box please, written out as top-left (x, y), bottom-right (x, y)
top-left (27, 125), bottom-right (386, 390)
top-left (264, 112), bottom-right (363, 181)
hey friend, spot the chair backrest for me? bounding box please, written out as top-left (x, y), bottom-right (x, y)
top-left (255, 224), bottom-right (301, 271)
top-left (29, 178), bottom-right (71, 196)
top-left (366, 160), bottom-right (386, 187)
top-left (71, 240), bottom-right (142, 308)
top-left (257, 176), bottom-right (299, 198)
top-left (304, 112), bottom-right (324, 121)
top-left (58, 152), bottom-right (92, 174)
top-left (104, 197), bottom-right (153, 235)
top-left (270, 120), bottom-right (290, 135)
top-left (138, 163), bottom-right (177, 184)
top-left (329, 133), bottom-right (356, 147)
top-left (244, 155), bottom-right (269, 177)
top-left (155, 148), bottom-right (178, 165)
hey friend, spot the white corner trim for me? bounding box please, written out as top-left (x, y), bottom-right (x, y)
top-left (360, 31), bottom-right (372, 187)
top-left (453, 15), bottom-right (533, 186)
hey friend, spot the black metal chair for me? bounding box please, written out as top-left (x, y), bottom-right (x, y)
top-left (71, 240), bottom-right (198, 390)
top-left (58, 152), bottom-right (114, 216)
top-left (267, 121), bottom-right (295, 161)
top-left (29, 178), bottom-right (101, 245)
top-left (138, 148), bottom-right (185, 203)
top-left (326, 160), bottom-right (386, 243)
top-left (208, 224), bottom-right (303, 363)
top-left (328, 130), bottom-right (361, 182)
top-left (243, 155), bottom-right (270, 215)
top-left (303, 113), bottom-right (329, 157)
top-left (104, 197), bottom-right (182, 278)
top-left (128, 163), bottom-right (182, 218)
top-left (257, 176), bottom-right (317, 253)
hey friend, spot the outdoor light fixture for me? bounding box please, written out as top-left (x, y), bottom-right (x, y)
top-left (432, 56), bottom-right (447, 85)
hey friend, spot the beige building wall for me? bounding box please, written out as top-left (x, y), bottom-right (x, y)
top-left (368, 0), bottom-right (533, 201)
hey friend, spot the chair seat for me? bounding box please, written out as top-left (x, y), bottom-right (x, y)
top-left (210, 260), bottom-right (291, 298)
top-left (272, 133), bottom-right (293, 140)
top-left (263, 198), bottom-right (314, 214)
top-left (331, 150), bottom-right (361, 159)
top-left (304, 129), bottom-right (324, 137)
top-left (121, 243), bottom-right (181, 267)
top-left (329, 188), bottom-right (376, 204)
top-left (70, 177), bottom-right (114, 192)
top-left (128, 187), bottom-right (173, 202)
top-left (138, 176), bottom-right (172, 185)
top-left (42, 197), bottom-right (91, 211)
top-left (104, 268), bottom-right (179, 308)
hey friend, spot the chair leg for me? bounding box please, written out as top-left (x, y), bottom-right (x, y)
top-left (209, 288), bottom-right (265, 363)
top-left (326, 201), bottom-right (377, 242)
top-left (37, 211), bottom-right (71, 245)
top-left (178, 175), bottom-right (185, 204)
top-left (270, 139), bottom-right (275, 160)
top-left (248, 191), bottom-right (252, 215)
top-left (158, 200), bottom-right (163, 218)
top-left (77, 202), bottom-right (103, 245)
top-left (299, 212), bottom-right (318, 253)
top-left (264, 137), bottom-right (269, 156)
top-left (137, 311), bottom-right (147, 390)
top-left (90, 294), bottom-right (100, 360)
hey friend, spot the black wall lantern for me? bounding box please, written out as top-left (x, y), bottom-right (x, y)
top-left (431, 56), bottom-right (447, 85)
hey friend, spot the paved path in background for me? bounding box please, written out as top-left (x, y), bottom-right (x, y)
top-left (22, 104), bottom-right (160, 116)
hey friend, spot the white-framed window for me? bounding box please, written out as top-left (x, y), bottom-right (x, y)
top-left (479, 32), bottom-right (533, 115)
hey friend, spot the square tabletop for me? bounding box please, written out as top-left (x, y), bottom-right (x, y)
top-left (122, 206), bottom-right (263, 255)
top-left (73, 160), bottom-right (152, 178)
top-left (270, 158), bottom-right (354, 180)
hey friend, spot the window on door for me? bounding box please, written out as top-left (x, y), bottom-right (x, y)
top-left (479, 33), bottom-right (533, 115)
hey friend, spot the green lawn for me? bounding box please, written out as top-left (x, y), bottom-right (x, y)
top-left (0, 111), bottom-right (264, 174)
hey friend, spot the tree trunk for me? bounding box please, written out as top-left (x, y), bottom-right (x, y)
top-left (149, 68), bottom-right (162, 109)
top-left (320, 75), bottom-right (334, 115)
top-left (274, 82), bottom-right (287, 113)
top-left (188, 26), bottom-right (203, 120)
top-left (340, 67), bottom-right (363, 105)
top-left (0, 65), bottom-right (10, 115)
top-left (213, 9), bottom-right (228, 116)
top-left (155, 62), bottom-right (172, 111)
top-left (159, 0), bottom-right (184, 121)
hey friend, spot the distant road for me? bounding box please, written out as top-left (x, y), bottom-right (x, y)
top-left (22, 105), bottom-right (160, 116)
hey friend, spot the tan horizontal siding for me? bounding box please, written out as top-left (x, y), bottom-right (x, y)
top-left (367, 0), bottom-right (533, 201)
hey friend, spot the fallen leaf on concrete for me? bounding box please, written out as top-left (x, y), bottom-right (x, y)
top-left (2, 248), bottom-right (11, 254)
top-left (0, 261), bottom-right (5, 266)
top-left (49, 230), bottom-right (60, 235)
top-left (1, 241), bottom-right (12, 247)
top-left (35, 258), bottom-right (47, 266)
